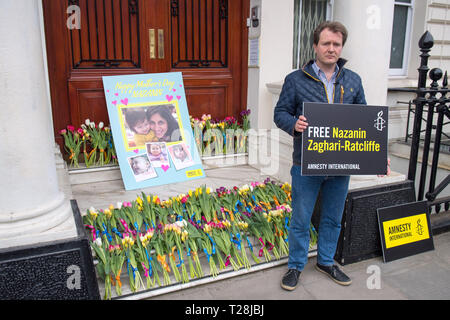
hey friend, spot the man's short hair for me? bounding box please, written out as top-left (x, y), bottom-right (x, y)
top-left (313, 21), bottom-right (348, 46)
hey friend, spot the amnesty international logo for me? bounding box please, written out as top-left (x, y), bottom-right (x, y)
top-left (382, 213), bottom-right (430, 249)
top-left (377, 201), bottom-right (434, 262)
top-left (416, 218), bottom-right (424, 236)
top-left (374, 111), bottom-right (386, 132)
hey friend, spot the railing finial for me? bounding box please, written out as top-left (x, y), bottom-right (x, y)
top-left (418, 31), bottom-right (434, 50)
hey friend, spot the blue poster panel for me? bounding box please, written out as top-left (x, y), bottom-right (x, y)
top-left (102, 72), bottom-right (205, 190)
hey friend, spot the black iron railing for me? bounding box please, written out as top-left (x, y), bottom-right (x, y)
top-left (408, 31), bottom-right (450, 215)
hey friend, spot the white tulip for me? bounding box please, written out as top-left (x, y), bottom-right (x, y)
top-left (94, 237), bottom-right (102, 246)
top-left (175, 219), bottom-right (187, 228)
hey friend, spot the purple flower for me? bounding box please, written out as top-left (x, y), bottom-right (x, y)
top-left (240, 109), bottom-right (251, 117)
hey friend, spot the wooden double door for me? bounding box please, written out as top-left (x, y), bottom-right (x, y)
top-left (43, 0), bottom-right (249, 147)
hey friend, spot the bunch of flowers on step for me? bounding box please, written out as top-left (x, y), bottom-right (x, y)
top-left (59, 119), bottom-right (117, 168)
top-left (60, 125), bottom-right (83, 167)
top-left (83, 178), bottom-right (318, 300)
top-left (190, 109), bottom-right (251, 157)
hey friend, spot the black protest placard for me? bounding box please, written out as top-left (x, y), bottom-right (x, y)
top-left (377, 201), bottom-right (434, 263)
top-left (301, 102), bottom-right (388, 175)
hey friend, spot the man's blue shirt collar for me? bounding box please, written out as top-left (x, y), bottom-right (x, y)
top-left (312, 61), bottom-right (339, 81)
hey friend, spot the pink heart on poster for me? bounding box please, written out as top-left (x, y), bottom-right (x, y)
top-left (112, 100), bottom-right (117, 105)
top-left (166, 95), bottom-right (173, 102)
top-left (172, 89), bottom-right (176, 92)
top-left (121, 98), bottom-right (128, 105)
top-left (133, 149), bottom-right (139, 154)
top-left (179, 84), bottom-right (182, 87)
top-left (106, 90), bottom-right (110, 93)
top-left (161, 164), bottom-right (170, 172)
top-left (115, 93), bottom-right (119, 96)
top-left (176, 95), bottom-right (181, 100)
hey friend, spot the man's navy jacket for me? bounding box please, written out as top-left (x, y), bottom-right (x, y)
top-left (273, 58), bottom-right (367, 166)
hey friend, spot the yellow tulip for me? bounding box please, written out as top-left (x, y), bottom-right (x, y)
top-left (104, 208), bottom-right (112, 218)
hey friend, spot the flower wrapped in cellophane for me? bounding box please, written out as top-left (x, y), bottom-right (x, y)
top-left (60, 125), bottom-right (83, 167)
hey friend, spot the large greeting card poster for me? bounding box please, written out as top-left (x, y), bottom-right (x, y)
top-left (102, 72), bottom-right (205, 190)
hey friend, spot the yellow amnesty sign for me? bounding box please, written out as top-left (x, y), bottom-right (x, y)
top-left (382, 213), bottom-right (430, 249)
top-left (378, 201), bottom-right (434, 262)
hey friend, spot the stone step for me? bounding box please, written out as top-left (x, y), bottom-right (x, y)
top-left (389, 139), bottom-right (450, 170)
top-left (68, 153), bottom-right (248, 186)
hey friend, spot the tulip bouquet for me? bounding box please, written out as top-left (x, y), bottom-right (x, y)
top-left (135, 227), bottom-right (156, 289)
top-left (183, 221), bottom-right (204, 279)
top-left (190, 110), bottom-right (251, 157)
top-left (90, 239), bottom-right (112, 300)
top-left (60, 126), bottom-right (83, 167)
top-left (216, 186), bottom-right (253, 268)
top-left (60, 119), bottom-right (117, 168)
top-left (83, 178), bottom-right (319, 300)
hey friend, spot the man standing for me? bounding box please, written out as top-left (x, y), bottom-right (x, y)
top-left (274, 21), bottom-right (366, 290)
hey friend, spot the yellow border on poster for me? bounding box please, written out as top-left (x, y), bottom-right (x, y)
top-left (117, 99), bottom-right (185, 152)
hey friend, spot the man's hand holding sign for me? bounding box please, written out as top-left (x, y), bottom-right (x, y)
top-left (294, 115), bottom-right (308, 133)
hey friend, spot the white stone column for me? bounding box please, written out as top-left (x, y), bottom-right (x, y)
top-left (0, 0), bottom-right (76, 249)
top-left (333, 0), bottom-right (395, 106)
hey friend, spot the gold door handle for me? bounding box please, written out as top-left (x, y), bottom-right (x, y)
top-left (149, 29), bottom-right (156, 59)
top-left (158, 29), bottom-right (164, 59)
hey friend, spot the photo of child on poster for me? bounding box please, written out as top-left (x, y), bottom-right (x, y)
top-left (146, 142), bottom-right (170, 168)
top-left (122, 104), bottom-right (182, 148)
top-left (168, 143), bottom-right (195, 170)
top-left (124, 108), bottom-right (158, 147)
top-left (128, 154), bottom-right (158, 182)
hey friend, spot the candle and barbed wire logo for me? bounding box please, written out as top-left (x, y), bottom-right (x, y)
top-left (374, 111), bottom-right (386, 132)
top-left (416, 218), bottom-right (424, 236)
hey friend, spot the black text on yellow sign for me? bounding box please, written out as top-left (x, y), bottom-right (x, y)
top-left (382, 213), bottom-right (430, 249)
top-left (377, 201), bottom-right (434, 263)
